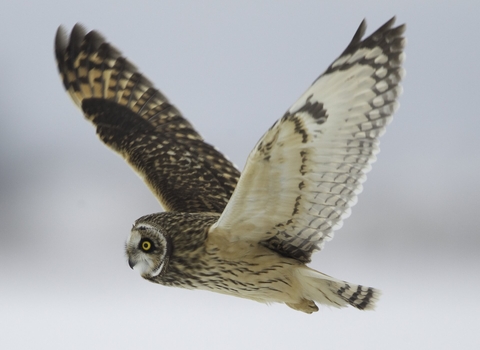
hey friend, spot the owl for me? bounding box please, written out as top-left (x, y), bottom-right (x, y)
top-left (55, 17), bottom-right (405, 313)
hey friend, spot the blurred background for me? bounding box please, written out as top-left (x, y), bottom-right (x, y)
top-left (1, 0), bottom-right (479, 349)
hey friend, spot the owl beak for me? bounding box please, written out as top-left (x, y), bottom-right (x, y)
top-left (128, 258), bottom-right (135, 269)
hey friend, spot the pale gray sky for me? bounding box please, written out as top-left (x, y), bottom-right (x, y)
top-left (1, 1), bottom-right (479, 349)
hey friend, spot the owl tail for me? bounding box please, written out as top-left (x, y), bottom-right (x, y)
top-left (296, 267), bottom-right (381, 311)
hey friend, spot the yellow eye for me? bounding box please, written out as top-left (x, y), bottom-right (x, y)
top-left (141, 241), bottom-right (152, 251)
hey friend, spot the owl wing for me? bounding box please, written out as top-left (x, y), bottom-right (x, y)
top-left (210, 18), bottom-right (406, 262)
top-left (55, 25), bottom-right (240, 214)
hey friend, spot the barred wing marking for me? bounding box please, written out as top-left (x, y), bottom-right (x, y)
top-left (210, 18), bottom-right (405, 262)
top-left (55, 24), bottom-right (240, 214)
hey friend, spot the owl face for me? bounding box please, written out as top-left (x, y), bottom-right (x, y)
top-left (125, 222), bottom-right (171, 278)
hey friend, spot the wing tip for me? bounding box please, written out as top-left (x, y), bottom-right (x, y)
top-left (55, 23), bottom-right (111, 58)
top-left (353, 16), bottom-right (399, 42)
top-left (349, 18), bottom-right (367, 46)
top-left (55, 23), bottom-right (131, 106)
top-left (54, 25), bottom-right (68, 56)
top-left (344, 16), bottom-right (405, 52)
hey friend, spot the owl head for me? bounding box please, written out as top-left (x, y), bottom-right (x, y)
top-left (125, 218), bottom-right (171, 279)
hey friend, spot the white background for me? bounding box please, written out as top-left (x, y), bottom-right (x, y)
top-left (1, 1), bottom-right (479, 349)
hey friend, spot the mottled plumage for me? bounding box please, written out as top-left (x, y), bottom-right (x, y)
top-left (55, 25), bottom-right (240, 213)
top-left (55, 17), bottom-right (406, 313)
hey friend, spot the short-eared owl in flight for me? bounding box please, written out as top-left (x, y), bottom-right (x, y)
top-left (55, 17), bottom-right (405, 313)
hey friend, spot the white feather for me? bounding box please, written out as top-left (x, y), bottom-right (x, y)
top-left (210, 20), bottom-right (405, 258)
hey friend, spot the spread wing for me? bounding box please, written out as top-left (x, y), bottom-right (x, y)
top-left (55, 24), bottom-right (240, 214)
top-left (210, 17), bottom-right (406, 262)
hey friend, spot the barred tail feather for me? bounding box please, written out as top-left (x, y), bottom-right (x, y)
top-left (297, 268), bottom-right (380, 311)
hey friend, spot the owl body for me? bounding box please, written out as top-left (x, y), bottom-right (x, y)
top-left (127, 212), bottom-right (374, 313)
top-left (56, 18), bottom-right (405, 313)
top-left (128, 213), bottom-right (299, 294)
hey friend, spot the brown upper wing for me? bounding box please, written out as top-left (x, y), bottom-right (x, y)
top-left (55, 24), bottom-right (240, 213)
